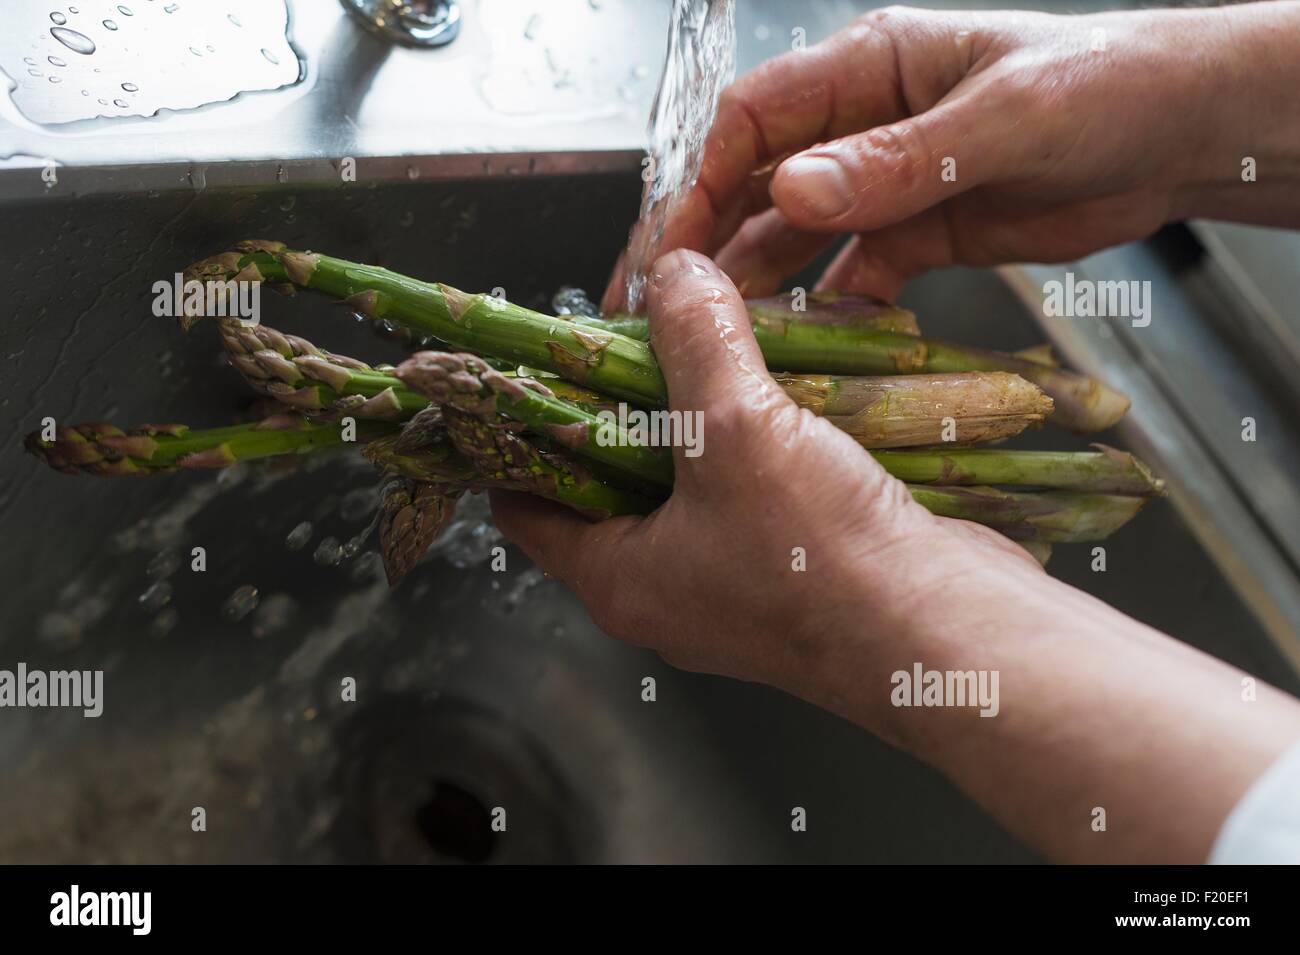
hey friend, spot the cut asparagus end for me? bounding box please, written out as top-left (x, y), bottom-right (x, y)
top-left (777, 371), bottom-right (1054, 448)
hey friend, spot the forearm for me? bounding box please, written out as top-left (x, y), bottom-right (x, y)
top-left (806, 552), bottom-right (1300, 863)
top-left (1171, 1), bottom-right (1300, 225)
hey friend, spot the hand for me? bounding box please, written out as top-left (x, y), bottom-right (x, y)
top-left (501, 251), bottom-right (1300, 863)
top-left (604, 2), bottom-right (1300, 309)
top-left (496, 249), bottom-right (1040, 706)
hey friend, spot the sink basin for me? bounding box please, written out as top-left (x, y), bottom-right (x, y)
top-left (1, 168), bottom-right (1295, 864)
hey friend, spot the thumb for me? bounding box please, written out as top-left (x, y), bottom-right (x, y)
top-left (644, 249), bottom-right (777, 416)
top-left (770, 95), bottom-right (1013, 233)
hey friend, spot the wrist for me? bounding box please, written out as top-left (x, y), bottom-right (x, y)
top-left (787, 528), bottom-right (1049, 744)
top-left (1161, 2), bottom-right (1300, 221)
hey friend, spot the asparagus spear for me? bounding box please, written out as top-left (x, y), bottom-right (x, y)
top-left (596, 312), bottom-right (1128, 433)
top-left (23, 415), bottom-right (391, 474)
top-left (185, 242), bottom-right (668, 406)
top-left (215, 319), bottom-right (429, 419)
top-left (577, 290), bottom-right (920, 339)
top-left (394, 351), bottom-right (674, 487)
top-left (907, 486), bottom-right (1146, 543)
top-left (206, 309), bottom-right (1055, 454)
top-left (378, 479), bottom-right (460, 587)
top-left (362, 432), bottom-right (659, 519)
top-left (26, 416), bottom-right (1148, 543)
top-left (776, 371), bottom-right (1053, 448)
top-left (872, 446), bottom-right (1165, 495)
top-left (183, 242), bottom-right (1130, 431)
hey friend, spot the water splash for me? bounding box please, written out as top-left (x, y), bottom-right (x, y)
top-left (222, 584), bottom-right (260, 621)
top-left (623, 0), bottom-right (735, 312)
top-left (284, 521), bottom-right (313, 551)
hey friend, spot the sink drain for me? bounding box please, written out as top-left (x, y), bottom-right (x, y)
top-left (414, 779), bottom-right (494, 864)
top-left (327, 696), bottom-right (597, 863)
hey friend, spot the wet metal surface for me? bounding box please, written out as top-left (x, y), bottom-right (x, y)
top-left (0, 0), bottom-right (300, 126)
top-left (0, 176), bottom-right (1296, 862)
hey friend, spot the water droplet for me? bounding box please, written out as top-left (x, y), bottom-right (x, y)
top-left (260, 48), bottom-right (279, 65)
top-left (150, 607), bottom-right (178, 638)
top-left (102, 18), bottom-right (117, 30)
top-left (227, 13), bottom-right (242, 27)
top-left (48, 55), bottom-right (67, 67)
top-left (69, 5), bottom-right (78, 12)
top-left (97, 97), bottom-right (107, 105)
top-left (189, 46), bottom-right (202, 56)
top-left (121, 81), bottom-right (138, 92)
top-left (406, 165), bottom-right (419, 180)
top-left (250, 593), bottom-right (296, 638)
top-left (222, 584), bottom-right (260, 622)
top-left (278, 195), bottom-right (295, 212)
top-left (23, 57), bottom-right (35, 66)
top-left (163, 2), bottom-right (178, 12)
top-left (524, 14), bottom-right (541, 39)
top-left (28, 68), bottom-right (43, 78)
top-left (147, 548), bottom-right (181, 579)
top-left (50, 12), bottom-right (67, 25)
top-left (313, 537), bottom-right (343, 566)
top-left (117, 4), bottom-right (133, 15)
top-left (138, 580), bottom-right (173, 612)
top-left (113, 98), bottom-right (128, 108)
top-left (48, 75), bottom-right (61, 83)
top-left (80, 88), bottom-right (88, 95)
top-left (284, 521), bottom-right (313, 550)
top-left (51, 26), bottom-right (96, 55)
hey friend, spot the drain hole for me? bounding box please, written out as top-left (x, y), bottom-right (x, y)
top-left (415, 780), bottom-right (494, 863)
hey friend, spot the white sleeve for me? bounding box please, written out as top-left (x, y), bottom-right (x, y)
top-left (1209, 737), bottom-right (1300, 864)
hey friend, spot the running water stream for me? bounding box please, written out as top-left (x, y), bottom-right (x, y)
top-left (622, 0), bottom-right (736, 313)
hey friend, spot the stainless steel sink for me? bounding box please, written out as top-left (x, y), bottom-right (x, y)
top-left (2, 0), bottom-right (1296, 865)
top-left (0, 171), bottom-right (1295, 864)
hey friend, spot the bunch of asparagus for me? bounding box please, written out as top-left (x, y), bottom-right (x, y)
top-left (26, 241), bottom-right (1163, 586)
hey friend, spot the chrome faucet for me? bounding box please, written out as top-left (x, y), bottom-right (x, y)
top-left (338, 0), bottom-right (460, 47)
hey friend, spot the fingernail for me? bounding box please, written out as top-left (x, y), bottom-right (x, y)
top-left (780, 155), bottom-right (854, 219)
top-left (651, 249), bottom-right (702, 289)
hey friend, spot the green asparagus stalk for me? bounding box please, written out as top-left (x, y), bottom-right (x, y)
top-left (204, 301), bottom-right (1054, 455)
top-left (871, 446), bottom-right (1165, 495)
top-left (185, 242), bottom-right (668, 406)
top-left (594, 311), bottom-right (1128, 433)
top-left (907, 485), bottom-right (1146, 543)
top-left (183, 242), bottom-right (1129, 432)
top-left (215, 320), bottom-right (429, 419)
top-left (378, 479), bottom-right (460, 586)
top-left (394, 351), bottom-right (674, 487)
top-left (26, 417), bottom-right (1148, 543)
top-left (23, 415), bottom-right (393, 474)
top-left (577, 290), bottom-right (920, 339)
top-left (362, 432), bottom-right (659, 519)
top-left (776, 371), bottom-right (1054, 448)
